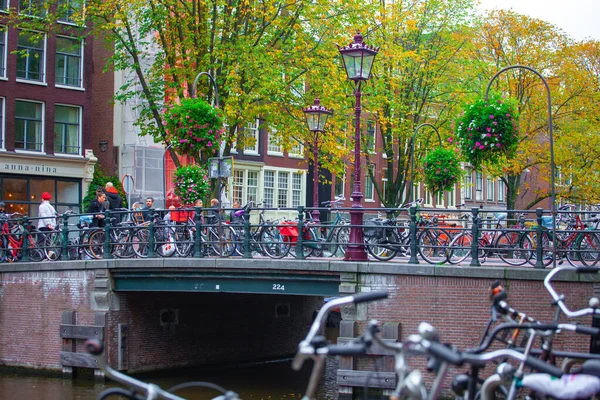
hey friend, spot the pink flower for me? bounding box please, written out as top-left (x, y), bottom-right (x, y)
top-left (207, 141), bottom-right (213, 147)
top-left (486, 133), bottom-right (492, 137)
top-left (489, 115), bottom-right (494, 119)
top-left (479, 145), bottom-right (485, 150)
top-left (486, 127), bottom-right (491, 132)
top-left (448, 137), bottom-right (454, 143)
top-left (497, 143), bottom-right (501, 147)
top-left (506, 113), bottom-right (510, 117)
top-left (493, 121), bottom-right (497, 125)
top-left (180, 139), bottom-right (188, 143)
top-left (475, 141), bottom-right (481, 146)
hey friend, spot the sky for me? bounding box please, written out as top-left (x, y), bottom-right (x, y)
top-left (477, 0), bottom-right (600, 41)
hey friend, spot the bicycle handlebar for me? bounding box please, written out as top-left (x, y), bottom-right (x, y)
top-left (544, 266), bottom-right (600, 318)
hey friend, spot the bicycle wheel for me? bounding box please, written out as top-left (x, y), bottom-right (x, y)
top-left (27, 232), bottom-right (45, 262)
top-left (527, 231), bottom-right (553, 266)
top-left (211, 225), bottom-right (236, 257)
top-left (175, 225), bottom-right (194, 257)
top-left (366, 229), bottom-right (399, 261)
top-left (44, 231), bottom-right (62, 261)
top-left (67, 239), bottom-right (81, 260)
top-left (447, 232), bottom-right (473, 264)
top-left (88, 230), bottom-right (105, 259)
top-left (576, 232), bottom-right (600, 267)
top-left (131, 229), bottom-right (149, 258)
top-left (319, 226), bottom-right (339, 258)
top-left (112, 227), bottom-right (135, 258)
top-left (260, 226), bottom-right (289, 259)
top-left (335, 225), bottom-right (351, 257)
top-left (496, 231), bottom-right (532, 266)
top-left (418, 229), bottom-right (452, 264)
top-left (287, 228), bottom-right (318, 258)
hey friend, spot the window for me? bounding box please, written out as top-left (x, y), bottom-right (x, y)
top-left (0, 0), bottom-right (7, 12)
top-left (55, 36), bottom-right (82, 87)
top-left (278, 171), bottom-right (289, 207)
top-left (475, 172), bottom-right (483, 201)
top-left (424, 188), bottom-right (432, 206)
top-left (435, 192), bottom-right (444, 206)
top-left (486, 178), bottom-right (494, 201)
top-left (365, 164), bottom-right (375, 201)
top-left (498, 179), bottom-right (505, 202)
top-left (335, 174), bottom-right (345, 198)
top-left (366, 120), bottom-right (376, 153)
top-left (464, 172), bottom-right (472, 199)
top-left (263, 170), bottom-right (275, 207)
top-left (54, 105), bottom-right (80, 154)
top-left (19, 0), bottom-right (46, 16)
top-left (267, 130), bottom-right (282, 155)
top-left (231, 169), bottom-right (258, 204)
top-left (57, 0), bottom-right (83, 24)
top-left (17, 30), bottom-right (45, 82)
top-left (381, 168), bottom-right (387, 205)
top-left (0, 97), bottom-right (4, 149)
top-left (0, 27), bottom-right (6, 78)
top-left (232, 170), bottom-right (243, 204)
top-left (134, 147), bottom-right (163, 194)
top-left (292, 173), bottom-right (302, 207)
top-left (246, 171), bottom-right (258, 203)
top-left (243, 119), bottom-right (259, 155)
top-left (289, 139), bottom-right (304, 158)
top-left (447, 188), bottom-right (455, 208)
top-left (15, 100), bottom-right (43, 151)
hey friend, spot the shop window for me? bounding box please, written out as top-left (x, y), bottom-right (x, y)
top-left (54, 104), bottom-right (81, 154)
top-left (15, 100), bottom-right (44, 152)
top-left (55, 36), bottom-right (82, 88)
top-left (4, 177), bottom-right (27, 201)
top-left (17, 30), bottom-right (46, 82)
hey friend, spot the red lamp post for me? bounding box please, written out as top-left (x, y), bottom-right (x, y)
top-left (303, 98), bottom-right (333, 222)
top-left (338, 31), bottom-right (379, 261)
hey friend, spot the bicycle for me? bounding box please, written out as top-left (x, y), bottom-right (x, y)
top-left (0, 212), bottom-right (44, 262)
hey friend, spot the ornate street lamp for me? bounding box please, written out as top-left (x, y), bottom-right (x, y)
top-left (338, 31), bottom-right (379, 261)
top-left (303, 98), bottom-right (333, 222)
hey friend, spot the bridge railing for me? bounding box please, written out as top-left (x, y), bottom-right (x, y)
top-left (1, 205), bottom-right (600, 267)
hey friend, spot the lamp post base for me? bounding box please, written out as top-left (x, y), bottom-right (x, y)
top-left (311, 208), bottom-right (321, 223)
top-left (344, 207), bottom-right (368, 261)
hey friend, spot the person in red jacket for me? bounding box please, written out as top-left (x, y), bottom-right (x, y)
top-left (104, 182), bottom-right (123, 210)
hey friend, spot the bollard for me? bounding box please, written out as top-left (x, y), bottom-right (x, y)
top-left (62, 214), bottom-right (69, 259)
top-left (409, 206), bottom-right (419, 264)
top-left (194, 207), bottom-right (203, 258)
top-left (296, 206), bottom-right (305, 260)
top-left (243, 208), bottom-right (251, 259)
top-left (148, 211), bottom-right (155, 258)
top-left (103, 211), bottom-right (112, 259)
top-left (21, 218), bottom-right (30, 262)
top-left (535, 208), bottom-right (545, 269)
top-left (470, 208), bottom-right (481, 267)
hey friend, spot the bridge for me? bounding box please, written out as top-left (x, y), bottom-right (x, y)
top-left (1, 254), bottom-right (597, 390)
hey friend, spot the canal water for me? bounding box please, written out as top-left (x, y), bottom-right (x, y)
top-left (0, 358), bottom-right (339, 400)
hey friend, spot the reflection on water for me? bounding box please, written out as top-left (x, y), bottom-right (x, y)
top-left (0, 360), bottom-right (319, 400)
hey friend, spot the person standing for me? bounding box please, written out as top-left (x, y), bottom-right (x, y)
top-left (87, 191), bottom-right (107, 228)
top-left (38, 192), bottom-right (57, 231)
top-left (105, 182), bottom-right (123, 210)
top-left (230, 201), bottom-right (243, 225)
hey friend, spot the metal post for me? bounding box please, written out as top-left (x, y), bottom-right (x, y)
top-left (21, 218), bottom-right (29, 262)
top-left (103, 211), bottom-right (112, 259)
top-left (535, 208), bottom-right (545, 269)
top-left (470, 208), bottom-right (481, 267)
top-left (312, 135), bottom-right (320, 222)
top-left (62, 214), bottom-right (69, 259)
top-left (148, 211), bottom-right (155, 258)
top-left (243, 208), bottom-right (251, 259)
top-left (485, 65), bottom-right (556, 268)
top-left (409, 206), bottom-right (419, 264)
top-left (344, 85), bottom-right (368, 261)
top-left (296, 206), bottom-right (305, 260)
top-left (194, 207), bottom-right (203, 258)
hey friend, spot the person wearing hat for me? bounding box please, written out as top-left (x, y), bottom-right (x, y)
top-left (38, 192), bottom-right (57, 231)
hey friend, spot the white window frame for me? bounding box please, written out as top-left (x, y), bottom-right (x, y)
top-left (0, 26), bottom-right (6, 79)
top-left (0, 96), bottom-right (4, 149)
top-left (291, 172), bottom-right (303, 207)
top-left (55, 35), bottom-right (84, 89)
top-left (53, 103), bottom-right (82, 155)
top-left (464, 172), bottom-right (472, 200)
top-left (366, 120), bottom-right (376, 153)
top-left (424, 187), bottom-right (432, 207)
top-left (486, 178), bottom-right (494, 201)
top-left (498, 179), bottom-right (505, 202)
top-left (231, 168), bottom-right (260, 205)
top-left (16, 29), bottom-right (47, 84)
top-left (447, 188), bottom-right (456, 208)
top-left (243, 119), bottom-right (259, 155)
top-left (365, 164), bottom-right (375, 202)
top-left (262, 167), bottom-right (305, 209)
top-left (475, 172), bottom-right (483, 201)
top-left (15, 99), bottom-right (45, 153)
top-left (57, 0), bottom-right (83, 25)
top-left (18, 0), bottom-right (46, 17)
top-left (335, 173), bottom-right (345, 199)
top-left (277, 171), bottom-right (289, 207)
top-left (267, 129), bottom-right (283, 156)
top-left (288, 139), bottom-right (304, 159)
top-left (0, 0), bottom-right (8, 13)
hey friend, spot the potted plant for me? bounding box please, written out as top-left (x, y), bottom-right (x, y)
top-left (173, 165), bottom-right (211, 206)
top-left (163, 98), bottom-right (224, 160)
top-left (421, 148), bottom-right (464, 194)
top-left (454, 94), bottom-right (519, 167)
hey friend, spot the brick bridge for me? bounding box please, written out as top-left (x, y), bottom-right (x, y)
top-left (0, 258), bottom-right (597, 383)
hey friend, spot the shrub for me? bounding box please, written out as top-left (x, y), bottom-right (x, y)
top-left (421, 148), bottom-right (464, 195)
top-left (173, 165), bottom-right (211, 205)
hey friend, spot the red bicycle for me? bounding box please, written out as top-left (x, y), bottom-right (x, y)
top-left (0, 213), bottom-right (44, 263)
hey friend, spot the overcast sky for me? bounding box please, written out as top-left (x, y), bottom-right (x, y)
top-left (477, 0), bottom-right (600, 41)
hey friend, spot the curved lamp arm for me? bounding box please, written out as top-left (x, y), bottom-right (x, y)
top-left (192, 72), bottom-right (220, 109)
top-left (484, 65), bottom-right (556, 268)
top-left (409, 123), bottom-right (442, 203)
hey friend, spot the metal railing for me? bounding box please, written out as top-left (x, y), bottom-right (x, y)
top-left (1, 205), bottom-right (599, 268)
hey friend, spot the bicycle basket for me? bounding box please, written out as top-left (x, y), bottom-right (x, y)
top-left (364, 219), bottom-right (385, 239)
top-left (278, 221), bottom-right (299, 238)
top-left (172, 209), bottom-right (193, 223)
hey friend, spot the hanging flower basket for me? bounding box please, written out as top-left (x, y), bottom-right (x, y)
top-left (421, 148), bottom-right (464, 195)
top-left (454, 94), bottom-right (519, 167)
top-left (173, 165), bottom-right (211, 205)
top-left (163, 98), bottom-right (224, 160)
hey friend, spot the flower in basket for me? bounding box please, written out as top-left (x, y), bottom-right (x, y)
top-left (173, 165), bottom-right (211, 206)
top-left (455, 94), bottom-right (520, 167)
top-left (163, 98), bottom-right (224, 160)
top-left (421, 148), bottom-right (464, 195)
